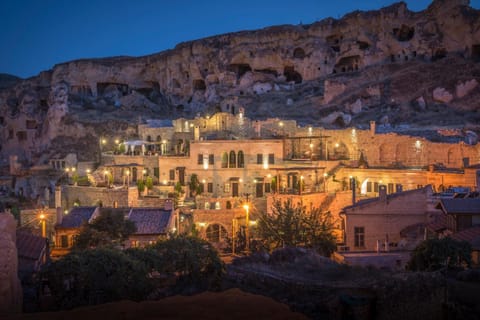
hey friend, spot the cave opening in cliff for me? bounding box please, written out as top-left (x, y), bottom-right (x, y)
top-left (228, 64), bottom-right (252, 78)
top-left (16, 131), bottom-right (27, 141)
top-left (172, 79), bottom-right (181, 89)
top-left (431, 48), bottom-right (447, 61)
top-left (335, 55), bottom-right (360, 73)
top-left (254, 69), bottom-right (278, 77)
top-left (393, 25), bottom-right (414, 42)
top-left (357, 41), bottom-right (370, 50)
top-left (193, 79), bottom-right (206, 91)
top-left (293, 48), bottom-right (306, 59)
top-left (97, 82), bottom-right (129, 96)
top-left (26, 120), bottom-right (37, 129)
top-left (472, 45), bottom-right (480, 61)
top-left (283, 66), bottom-right (302, 84)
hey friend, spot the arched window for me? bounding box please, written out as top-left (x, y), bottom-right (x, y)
top-left (221, 152), bottom-right (228, 168)
top-left (147, 135), bottom-right (152, 142)
top-left (229, 151), bottom-right (236, 168)
top-left (237, 151), bottom-right (244, 168)
top-left (215, 201), bottom-right (221, 210)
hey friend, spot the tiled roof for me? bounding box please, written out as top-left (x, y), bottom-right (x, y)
top-left (58, 206), bottom-right (98, 228)
top-left (16, 231), bottom-right (46, 260)
top-left (436, 199), bottom-right (480, 215)
top-left (128, 208), bottom-right (172, 235)
top-left (426, 214), bottom-right (448, 233)
top-left (342, 186), bottom-right (431, 212)
top-left (451, 226), bottom-right (480, 249)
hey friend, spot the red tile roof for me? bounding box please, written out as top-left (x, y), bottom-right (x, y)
top-left (128, 208), bottom-right (172, 235)
top-left (451, 226), bottom-right (480, 250)
top-left (16, 231), bottom-right (46, 260)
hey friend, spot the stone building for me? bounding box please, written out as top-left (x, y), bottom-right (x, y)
top-left (126, 201), bottom-right (175, 248)
top-left (340, 186), bottom-right (436, 252)
top-left (59, 113), bottom-right (480, 246)
top-left (53, 206), bottom-right (99, 256)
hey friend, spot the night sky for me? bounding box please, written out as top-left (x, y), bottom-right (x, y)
top-left (0, 0), bottom-right (478, 79)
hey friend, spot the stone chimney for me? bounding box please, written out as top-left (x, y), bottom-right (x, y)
top-left (56, 207), bottom-right (63, 226)
top-left (379, 184), bottom-right (387, 201)
top-left (164, 199), bottom-right (173, 211)
top-left (194, 126), bottom-right (200, 141)
top-left (255, 121), bottom-right (261, 137)
top-left (55, 186), bottom-right (61, 209)
top-left (351, 177), bottom-right (356, 205)
top-left (369, 121), bottom-right (376, 136)
top-left (9, 155), bottom-right (18, 175)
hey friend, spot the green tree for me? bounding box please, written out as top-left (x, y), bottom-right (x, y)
top-left (188, 174), bottom-right (203, 197)
top-left (137, 179), bottom-right (145, 193)
top-left (407, 237), bottom-right (472, 271)
top-left (145, 176), bottom-right (154, 191)
top-left (73, 209), bottom-right (136, 250)
top-left (43, 248), bottom-right (152, 309)
top-left (150, 235), bottom-right (224, 291)
top-left (258, 198), bottom-right (337, 256)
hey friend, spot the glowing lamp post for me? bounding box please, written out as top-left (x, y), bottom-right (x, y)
top-left (39, 213), bottom-right (46, 238)
top-left (243, 204), bottom-right (250, 254)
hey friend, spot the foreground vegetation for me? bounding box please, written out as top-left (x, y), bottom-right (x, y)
top-left (42, 235), bottom-right (224, 310)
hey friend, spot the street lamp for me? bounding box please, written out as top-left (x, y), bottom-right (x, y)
top-left (126, 170), bottom-right (130, 187)
top-left (39, 212), bottom-right (46, 238)
top-left (324, 173), bottom-right (328, 192)
top-left (243, 204), bottom-right (250, 253)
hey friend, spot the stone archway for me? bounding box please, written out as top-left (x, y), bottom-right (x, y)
top-left (332, 141), bottom-right (350, 160)
top-left (205, 223), bottom-right (228, 243)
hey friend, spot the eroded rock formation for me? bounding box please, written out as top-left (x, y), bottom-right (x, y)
top-left (0, 213), bottom-right (22, 315)
top-left (0, 0), bottom-right (479, 163)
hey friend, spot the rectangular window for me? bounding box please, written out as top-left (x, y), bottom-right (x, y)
top-left (169, 169), bottom-right (175, 180)
top-left (268, 153), bottom-right (275, 164)
top-left (265, 182), bottom-right (271, 193)
top-left (153, 167), bottom-right (160, 178)
top-left (388, 183), bottom-right (394, 194)
top-left (197, 154), bottom-right (203, 164)
top-left (199, 183), bottom-right (204, 193)
top-left (367, 181), bottom-right (372, 192)
top-left (374, 182), bottom-right (379, 192)
top-left (207, 182), bottom-right (213, 193)
top-left (257, 154), bottom-right (263, 164)
top-left (354, 227), bottom-right (365, 248)
top-left (209, 154), bottom-right (214, 165)
top-left (60, 235), bottom-right (69, 248)
top-left (224, 183), bottom-right (231, 193)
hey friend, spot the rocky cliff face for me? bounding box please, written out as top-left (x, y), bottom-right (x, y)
top-left (0, 0), bottom-right (479, 163)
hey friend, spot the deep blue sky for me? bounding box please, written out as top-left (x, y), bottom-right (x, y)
top-left (0, 0), bottom-right (478, 78)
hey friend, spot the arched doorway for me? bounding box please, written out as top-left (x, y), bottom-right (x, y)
top-left (206, 224), bottom-right (228, 243)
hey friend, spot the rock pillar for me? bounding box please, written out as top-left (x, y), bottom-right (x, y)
top-left (0, 213), bottom-right (22, 315)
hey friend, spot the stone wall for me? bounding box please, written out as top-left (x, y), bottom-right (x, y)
top-left (62, 185), bottom-right (137, 209)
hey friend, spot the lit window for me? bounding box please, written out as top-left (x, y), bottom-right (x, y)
top-left (354, 227), bottom-right (365, 247)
